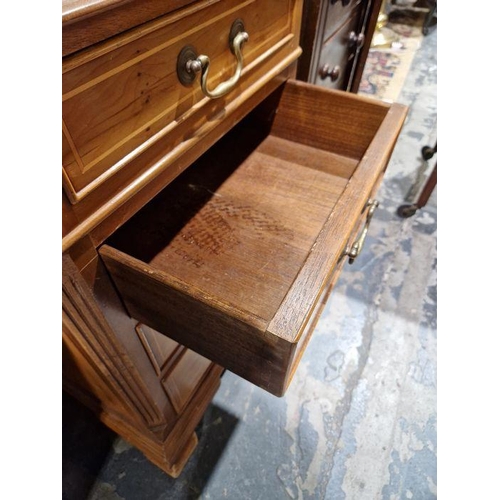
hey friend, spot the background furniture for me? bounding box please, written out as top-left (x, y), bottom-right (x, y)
top-left (297, 0), bottom-right (383, 91)
top-left (387, 0), bottom-right (437, 35)
top-left (422, 0), bottom-right (437, 35)
top-left (397, 142), bottom-right (437, 217)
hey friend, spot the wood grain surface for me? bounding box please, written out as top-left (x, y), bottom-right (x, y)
top-left (63, 0), bottom-right (201, 56)
top-left (100, 80), bottom-right (407, 395)
top-left (62, 0), bottom-right (307, 478)
top-left (163, 349), bottom-right (212, 413)
top-left (314, 4), bottom-right (364, 90)
top-left (267, 82), bottom-right (407, 345)
top-left (63, 251), bottom-right (224, 476)
top-left (62, 0), bottom-right (294, 201)
top-left (62, 62), bottom-right (300, 252)
top-left (104, 128), bottom-right (349, 322)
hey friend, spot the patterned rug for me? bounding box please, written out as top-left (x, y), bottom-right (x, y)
top-left (358, 10), bottom-right (426, 102)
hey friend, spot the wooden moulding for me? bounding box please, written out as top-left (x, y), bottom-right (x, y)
top-left (63, 1), bottom-right (216, 56)
top-left (63, 251), bottom-right (224, 477)
top-left (100, 80), bottom-right (407, 396)
top-left (62, 0), bottom-right (297, 204)
top-left (61, 63), bottom-right (300, 253)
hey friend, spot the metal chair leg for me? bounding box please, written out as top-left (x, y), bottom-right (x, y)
top-left (422, 1), bottom-right (436, 35)
top-left (397, 163), bottom-right (437, 218)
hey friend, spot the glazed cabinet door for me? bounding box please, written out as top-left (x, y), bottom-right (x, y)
top-left (297, 0), bottom-right (379, 92)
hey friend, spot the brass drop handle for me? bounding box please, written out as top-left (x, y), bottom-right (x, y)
top-left (177, 20), bottom-right (248, 99)
top-left (348, 31), bottom-right (365, 49)
top-left (344, 199), bottom-right (379, 264)
top-left (319, 64), bottom-right (341, 81)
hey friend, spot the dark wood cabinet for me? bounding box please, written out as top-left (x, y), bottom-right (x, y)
top-left (297, 0), bottom-right (383, 92)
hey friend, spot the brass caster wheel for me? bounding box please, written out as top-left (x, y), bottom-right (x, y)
top-left (421, 145), bottom-right (436, 161)
top-left (397, 204), bottom-right (418, 218)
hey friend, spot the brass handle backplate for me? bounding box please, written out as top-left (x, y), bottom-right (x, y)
top-left (344, 199), bottom-right (379, 264)
top-left (177, 19), bottom-right (248, 99)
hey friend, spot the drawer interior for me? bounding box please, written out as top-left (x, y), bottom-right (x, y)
top-left (100, 80), bottom-right (406, 396)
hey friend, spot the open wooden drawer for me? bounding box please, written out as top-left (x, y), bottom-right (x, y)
top-left (100, 80), bottom-right (407, 396)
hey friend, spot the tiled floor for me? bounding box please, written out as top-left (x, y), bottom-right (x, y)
top-left (63, 17), bottom-right (437, 500)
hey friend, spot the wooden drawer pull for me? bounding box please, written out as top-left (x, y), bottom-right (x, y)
top-left (177, 19), bottom-right (249, 99)
top-left (319, 64), bottom-right (341, 81)
top-left (344, 199), bottom-right (379, 264)
top-left (348, 31), bottom-right (365, 49)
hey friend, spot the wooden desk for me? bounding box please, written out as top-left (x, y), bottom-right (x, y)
top-left (62, 0), bottom-right (406, 477)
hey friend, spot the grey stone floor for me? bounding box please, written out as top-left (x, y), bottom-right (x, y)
top-left (63, 23), bottom-right (437, 500)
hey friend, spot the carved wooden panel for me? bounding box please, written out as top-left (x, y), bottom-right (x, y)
top-left (135, 322), bottom-right (214, 414)
top-left (135, 323), bottom-right (181, 376)
top-left (62, 253), bottom-right (169, 434)
top-left (162, 350), bottom-right (212, 413)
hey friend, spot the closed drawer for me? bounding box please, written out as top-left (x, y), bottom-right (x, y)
top-left (62, 0), bottom-right (301, 204)
top-left (99, 80), bottom-right (407, 396)
top-left (324, 0), bottom-right (364, 41)
top-left (62, 0), bottom-right (201, 56)
top-left (315, 4), bottom-right (363, 90)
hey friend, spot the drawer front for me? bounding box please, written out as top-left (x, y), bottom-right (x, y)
top-left (314, 5), bottom-right (363, 90)
top-left (324, 0), bottom-right (363, 41)
top-left (100, 80), bottom-right (407, 397)
top-left (62, 0), bottom-right (299, 204)
top-left (62, 0), bottom-right (201, 56)
top-left (284, 250), bottom-right (347, 391)
top-left (285, 182), bottom-right (385, 392)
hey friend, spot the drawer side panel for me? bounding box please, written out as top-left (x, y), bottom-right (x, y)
top-left (270, 79), bottom-right (389, 159)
